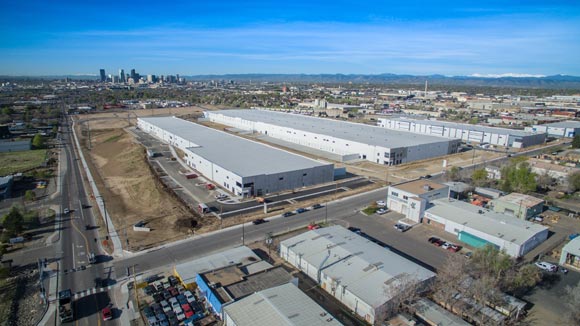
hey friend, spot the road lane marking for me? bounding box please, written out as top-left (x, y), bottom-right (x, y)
top-left (72, 244), bottom-right (76, 269)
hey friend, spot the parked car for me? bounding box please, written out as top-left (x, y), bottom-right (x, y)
top-left (433, 239), bottom-right (445, 247)
top-left (184, 291), bottom-right (195, 304)
top-left (535, 261), bottom-right (558, 272)
top-left (162, 290), bottom-right (172, 301)
top-left (252, 218), bottom-right (266, 225)
top-left (168, 287), bottom-right (178, 297)
top-left (295, 208), bottom-right (308, 214)
top-left (376, 200), bottom-right (386, 207)
top-left (441, 242), bottom-right (451, 250)
top-left (160, 300), bottom-right (172, 313)
top-left (533, 216), bottom-right (544, 222)
top-left (143, 306), bottom-right (155, 318)
top-left (464, 251), bottom-right (473, 259)
top-left (63, 208), bottom-right (70, 215)
top-left (376, 208), bottom-right (388, 215)
top-left (348, 227), bottom-right (362, 234)
top-left (428, 236), bottom-right (440, 244)
top-left (205, 184), bottom-right (215, 190)
top-left (177, 294), bottom-right (187, 305)
top-left (144, 285), bottom-right (156, 296)
top-left (394, 224), bottom-right (410, 232)
top-left (282, 212), bottom-right (294, 218)
top-left (447, 244), bottom-right (461, 253)
top-left (151, 303), bottom-right (163, 315)
top-left (102, 306), bottom-right (113, 321)
top-left (312, 204), bottom-right (323, 209)
top-left (176, 311), bottom-right (186, 321)
top-left (169, 298), bottom-right (180, 310)
top-left (182, 303), bottom-right (194, 318)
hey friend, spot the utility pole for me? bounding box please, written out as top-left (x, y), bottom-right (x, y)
top-left (324, 202), bottom-right (328, 224)
top-left (242, 222), bottom-right (245, 245)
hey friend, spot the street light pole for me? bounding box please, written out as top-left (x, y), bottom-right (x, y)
top-left (242, 222), bottom-right (245, 245)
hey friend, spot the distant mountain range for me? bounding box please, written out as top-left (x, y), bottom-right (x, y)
top-left (3, 73), bottom-right (580, 89)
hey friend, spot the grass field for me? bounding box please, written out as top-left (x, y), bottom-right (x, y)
top-left (0, 150), bottom-right (47, 176)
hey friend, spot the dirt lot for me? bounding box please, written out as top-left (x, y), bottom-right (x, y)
top-left (78, 126), bottom-right (218, 251)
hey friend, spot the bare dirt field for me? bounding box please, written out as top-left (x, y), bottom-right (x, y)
top-left (78, 126), bottom-right (217, 250)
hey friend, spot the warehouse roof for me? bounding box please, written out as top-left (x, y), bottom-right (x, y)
top-left (279, 226), bottom-right (435, 308)
top-left (392, 179), bottom-right (449, 195)
top-left (381, 116), bottom-right (535, 137)
top-left (223, 283), bottom-right (343, 326)
top-left (492, 192), bottom-right (544, 208)
top-left (174, 246), bottom-right (264, 285)
top-left (562, 236), bottom-right (580, 257)
top-left (426, 199), bottom-right (548, 245)
top-left (139, 117), bottom-right (332, 177)
top-left (412, 299), bottom-right (471, 326)
top-left (541, 120), bottom-right (580, 128)
top-left (210, 109), bottom-right (456, 148)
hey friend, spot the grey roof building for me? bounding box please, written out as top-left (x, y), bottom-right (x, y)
top-left (222, 283), bottom-right (343, 326)
top-left (138, 117), bottom-right (334, 196)
top-left (279, 225), bottom-right (435, 325)
top-left (207, 109), bottom-right (460, 165)
top-left (527, 120), bottom-right (580, 138)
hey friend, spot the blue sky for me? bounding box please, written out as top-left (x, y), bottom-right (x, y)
top-left (1, 0), bottom-right (579, 76)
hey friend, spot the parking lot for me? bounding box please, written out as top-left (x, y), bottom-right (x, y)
top-left (137, 274), bottom-right (216, 326)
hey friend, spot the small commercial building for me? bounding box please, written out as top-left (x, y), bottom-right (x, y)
top-left (279, 225), bottom-right (436, 325)
top-left (528, 158), bottom-right (580, 184)
top-left (412, 298), bottom-right (471, 326)
top-left (490, 193), bottom-right (544, 220)
top-left (196, 265), bottom-right (296, 314)
top-left (173, 246), bottom-right (261, 288)
top-left (526, 120), bottom-right (580, 138)
top-left (138, 117), bottom-right (334, 197)
top-left (378, 117), bottom-right (546, 148)
top-left (560, 236), bottom-right (580, 271)
top-left (207, 109), bottom-right (460, 165)
top-left (387, 180), bottom-right (450, 223)
top-left (424, 199), bottom-right (548, 257)
top-left (222, 283), bottom-right (343, 326)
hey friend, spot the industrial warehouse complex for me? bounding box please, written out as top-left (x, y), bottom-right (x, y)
top-left (206, 109), bottom-right (460, 165)
top-left (526, 120), bottom-right (580, 138)
top-left (279, 225), bottom-right (436, 325)
top-left (137, 116), bottom-right (335, 197)
top-left (377, 116), bottom-right (546, 148)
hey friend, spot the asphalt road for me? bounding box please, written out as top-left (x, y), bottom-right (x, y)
top-left (113, 187), bottom-right (388, 276)
top-left (54, 116), bottom-right (120, 326)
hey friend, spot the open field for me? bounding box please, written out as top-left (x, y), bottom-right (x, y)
top-left (80, 127), bottom-right (214, 250)
top-left (0, 149), bottom-right (46, 176)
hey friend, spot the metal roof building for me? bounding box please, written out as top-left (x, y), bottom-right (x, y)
top-left (279, 225), bottom-right (436, 325)
top-left (206, 109), bottom-right (460, 165)
top-left (138, 117), bottom-right (334, 197)
top-left (527, 120), bottom-right (580, 138)
top-left (560, 236), bottom-right (580, 271)
top-left (222, 283), bottom-right (343, 326)
top-left (377, 116), bottom-right (546, 148)
top-left (424, 199), bottom-right (548, 257)
top-left (412, 298), bottom-right (471, 326)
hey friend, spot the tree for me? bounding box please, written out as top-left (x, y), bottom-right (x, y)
top-left (568, 171), bottom-right (580, 192)
top-left (536, 171), bottom-right (554, 190)
top-left (572, 135), bottom-right (580, 149)
top-left (2, 206), bottom-right (24, 236)
top-left (379, 274), bottom-right (425, 324)
top-left (32, 134), bottom-right (45, 149)
top-left (433, 254), bottom-right (470, 310)
top-left (564, 283), bottom-right (580, 324)
top-left (501, 162), bottom-right (537, 194)
top-left (447, 166), bottom-right (461, 181)
top-left (24, 190), bottom-right (36, 202)
top-left (471, 168), bottom-right (488, 186)
top-left (505, 264), bottom-right (542, 296)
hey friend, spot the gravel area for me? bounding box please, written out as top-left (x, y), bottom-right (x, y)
top-left (3, 271), bottom-right (47, 326)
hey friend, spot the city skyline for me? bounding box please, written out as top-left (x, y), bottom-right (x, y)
top-left (1, 1), bottom-right (580, 76)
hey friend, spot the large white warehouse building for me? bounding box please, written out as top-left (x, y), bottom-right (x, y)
top-left (423, 199), bottom-right (548, 258)
top-left (279, 225), bottom-right (436, 325)
top-left (526, 120), bottom-right (580, 138)
top-left (378, 117), bottom-right (546, 148)
top-left (206, 110), bottom-right (460, 165)
top-left (137, 117), bottom-right (334, 197)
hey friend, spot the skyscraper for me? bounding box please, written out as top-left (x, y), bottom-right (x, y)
top-left (99, 69), bottom-right (106, 82)
top-left (119, 69), bottom-right (125, 83)
top-left (130, 69), bottom-right (137, 81)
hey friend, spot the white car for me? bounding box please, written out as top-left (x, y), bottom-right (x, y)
top-left (441, 242), bottom-right (451, 250)
top-left (176, 311), bottom-right (186, 321)
top-left (160, 300), bottom-right (171, 313)
top-left (184, 290), bottom-right (195, 304)
top-left (376, 208), bottom-right (388, 215)
top-left (376, 200), bottom-right (386, 207)
top-left (173, 305), bottom-right (183, 315)
top-left (63, 208), bottom-right (70, 215)
top-left (535, 261), bottom-right (557, 272)
top-left (169, 297), bottom-right (180, 310)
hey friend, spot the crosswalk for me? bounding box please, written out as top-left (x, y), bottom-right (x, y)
top-left (74, 285), bottom-right (115, 299)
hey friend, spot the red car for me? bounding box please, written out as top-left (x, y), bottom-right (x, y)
top-left (182, 303), bottom-right (194, 318)
top-left (102, 306), bottom-right (112, 321)
top-left (447, 245), bottom-right (462, 253)
top-left (205, 184), bottom-right (215, 190)
top-left (433, 239), bottom-right (445, 247)
top-left (168, 286), bottom-right (179, 297)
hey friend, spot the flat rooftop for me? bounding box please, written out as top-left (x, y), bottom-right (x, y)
top-left (280, 225), bottom-right (435, 308)
top-left (210, 109), bottom-right (456, 149)
top-left (381, 116), bottom-right (535, 137)
top-left (412, 299), bottom-right (471, 326)
top-left (426, 199), bottom-right (548, 245)
top-left (392, 180), bottom-right (449, 195)
top-left (541, 120), bottom-right (580, 128)
top-left (223, 283), bottom-right (343, 326)
top-left (563, 237), bottom-right (580, 256)
top-left (493, 192), bottom-right (544, 208)
top-left (139, 116), bottom-right (332, 177)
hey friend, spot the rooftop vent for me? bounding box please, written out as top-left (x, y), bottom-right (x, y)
top-left (423, 184), bottom-right (432, 191)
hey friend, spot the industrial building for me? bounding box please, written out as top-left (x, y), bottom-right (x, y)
top-left (377, 116), bottom-right (546, 148)
top-left (526, 120), bottom-right (580, 138)
top-left (411, 298), bottom-right (471, 326)
top-left (206, 109), bottom-right (460, 165)
top-left (423, 199), bottom-right (548, 257)
top-left (138, 117), bottom-right (334, 197)
top-left (279, 225), bottom-right (436, 325)
top-left (490, 193), bottom-right (544, 220)
top-left (387, 180), bottom-right (450, 223)
top-left (560, 236), bottom-right (580, 271)
top-left (222, 283), bottom-right (343, 326)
